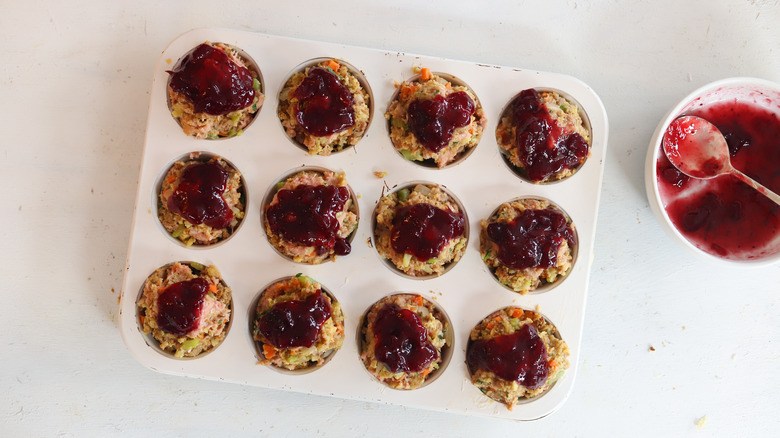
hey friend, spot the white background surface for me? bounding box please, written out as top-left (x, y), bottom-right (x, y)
top-left (2, 0), bottom-right (779, 436)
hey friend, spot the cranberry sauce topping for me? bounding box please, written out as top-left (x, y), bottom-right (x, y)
top-left (487, 208), bottom-right (575, 270)
top-left (257, 289), bottom-right (331, 348)
top-left (267, 184), bottom-right (352, 256)
top-left (293, 67), bottom-right (355, 136)
top-left (167, 161), bottom-right (234, 229)
top-left (510, 89), bottom-right (589, 182)
top-left (391, 203), bottom-right (465, 261)
top-left (657, 101), bottom-right (780, 259)
top-left (407, 91), bottom-right (475, 152)
top-left (168, 43), bottom-right (256, 116)
top-left (156, 278), bottom-right (210, 336)
top-left (372, 304), bottom-right (438, 373)
top-left (467, 323), bottom-right (549, 389)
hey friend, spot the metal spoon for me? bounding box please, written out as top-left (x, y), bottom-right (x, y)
top-left (662, 115), bottom-right (780, 206)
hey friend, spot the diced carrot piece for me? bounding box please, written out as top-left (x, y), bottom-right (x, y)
top-left (445, 82), bottom-right (452, 89)
top-left (263, 344), bottom-right (276, 358)
top-left (420, 67), bottom-right (431, 81)
top-left (328, 59), bottom-right (340, 72)
top-left (414, 295), bottom-right (424, 306)
top-left (209, 284), bottom-right (218, 293)
top-left (509, 308), bottom-right (523, 318)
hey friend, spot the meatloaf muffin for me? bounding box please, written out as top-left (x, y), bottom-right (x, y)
top-left (360, 294), bottom-right (450, 390)
top-left (137, 262), bottom-right (232, 358)
top-left (466, 307), bottom-right (570, 410)
top-left (252, 275), bottom-right (345, 371)
top-left (480, 198), bottom-right (575, 294)
top-left (158, 154), bottom-right (245, 247)
top-left (278, 58), bottom-right (371, 155)
top-left (496, 89), bottom-right (590, 183)
top-left (386, 68), bottom-right (486, 168)
top-left (167, 42), bottom-right (264, 139)
top-left (374, 183), bottom-right (467, 277)
top-left (264, 169), bottom-right (358, 264)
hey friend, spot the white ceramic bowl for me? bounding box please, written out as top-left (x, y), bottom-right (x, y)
top-left (644, 77), bottom-right (780, 266)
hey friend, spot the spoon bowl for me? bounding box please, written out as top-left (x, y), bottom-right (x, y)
top-left (662, 115), bottom-right (780, 206)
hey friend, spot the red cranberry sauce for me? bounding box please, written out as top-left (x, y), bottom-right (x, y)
top-left (167, 161), bottom-right (234, 229)
top-left (391, 203), bottom-right (465, 261)
top-left (486, 208), bottom-right (575, 270)
top-left (372, 304), bottom-right (438, 373)
top-left (267, 185), bottom-right (352, 256)
top-left (510, 89), bottom-right (589, 182)
top-left (657, 100), bottom-right (780, 259)
top-left (467, 323), bottom-right (549, 389)
top-left (168, 43), bottom-right (256, 116)
top-left (293, 67), bottom-right (355, 136)
top-left (257, 289), bottom-right (332, 349)
top-left (156, 278), bottom-right (210, 336)
top-left (407, 91), bottom-right (475, 153)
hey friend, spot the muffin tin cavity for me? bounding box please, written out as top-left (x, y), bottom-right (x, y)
top-left (153, 151), bottom-right (247, 249)
top-left (261, 166), bottom-right (359, 264)
top-left (371, 182), bottom-right (469, 279)
top-left (357, 293), bottom-right (454, 390)
top-left (166, 42), bottom-right (265, 140)
top-left (386, 71), bottom-right (486, 169)
top-left (249, 275), bottom-right (345, 374)
top-left (496, 88), bottom-right (592, 184)
top-left (480, 196), bottom-right (578, 295)
top-left (277, 57), bottom-right (374, 155)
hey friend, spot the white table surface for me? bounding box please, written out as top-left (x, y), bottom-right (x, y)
top-left (2, 1), bottom-right (779, 436)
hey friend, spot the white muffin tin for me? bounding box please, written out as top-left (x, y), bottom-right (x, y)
top-left (119, 28), bottom-right (608, 421)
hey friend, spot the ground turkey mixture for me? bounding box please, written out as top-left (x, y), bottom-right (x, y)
top-left (466, 307), bottom-right (569, 410)
top-left (374, 183), bottom-right (467, 277)
top-left (137, 262), bottom-right (232, 358)
top-left (252, 275), bottom-right (345, 371)
top-left (360, 294), bottom-right (449, 390)
top-left (158, 155), bottom-right (245, 247)
top-left (386, 68), bottom-right (486, 168)
top-left (277, 59), bottom-right (371, 155)
top-left (168, 42), bottom-right (264, 139)
top-left (496, 89), bottom-right (590, 183)
top-left (264, 169), bottom-right (358, 264)
top-left (480, 198), bottom-right (575, 294)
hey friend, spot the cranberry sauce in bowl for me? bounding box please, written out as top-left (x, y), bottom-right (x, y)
top-left (153, 151), bottom-right (247, 248)
top-left (647, 78), bottom-right (780, 264)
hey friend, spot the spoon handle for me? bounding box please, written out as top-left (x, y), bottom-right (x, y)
top-left (731, 169), bottom-right (780, 207)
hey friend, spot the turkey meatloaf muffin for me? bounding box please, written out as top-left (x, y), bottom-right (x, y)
top-left (157, 155), bottom-right (245, 247)
top-left (137, 262), bottom-right (232, 358)
top-left (480, 198), bottom-right (575, 294)
top-left (466, 307), bottom-right (570, 410)
top-left (252, 275), bottom-right (345, 371)
top-left (264, 169), bottom-right (358, 264)
top-left (278, 59), bottom-right (371, 155)
top-left (374, 183), bottom-right (467, 277)
top-left (386, 68), bottom-right (486, 168)
top-left (360, 294), bottom-right (449, 390)
top-left (167, 42), bottom-right (264, 139)
top-left (496, 89), bottom-right (590, 183)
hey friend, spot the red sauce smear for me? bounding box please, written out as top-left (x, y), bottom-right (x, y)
top-left (167, 161), bottom-right (233, 229)
top-left (168, 43), bottom-right (256, 116)
top-left (657, 100), bottom-right (780, 259)
top-left (257, 289), bottom-right (331, 348)
top-left (372, 304), bottom-right (438, 373)
top-left (266, 185), bottom-right (352, 256)
top-left (467, 323), bottom-right (549, 389)
top-left (510, 89), bottom-right (589, 182)
top-left (156, 278), bottom-right (210, 336)
top-left (391, 203), bottom-right (465, 261)
top-left (293, 67), bottom-right (355, 136)
top-left (407, 91), bottom-right (475, 153)
top-left (486, 209), bottom-right (575, 269)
